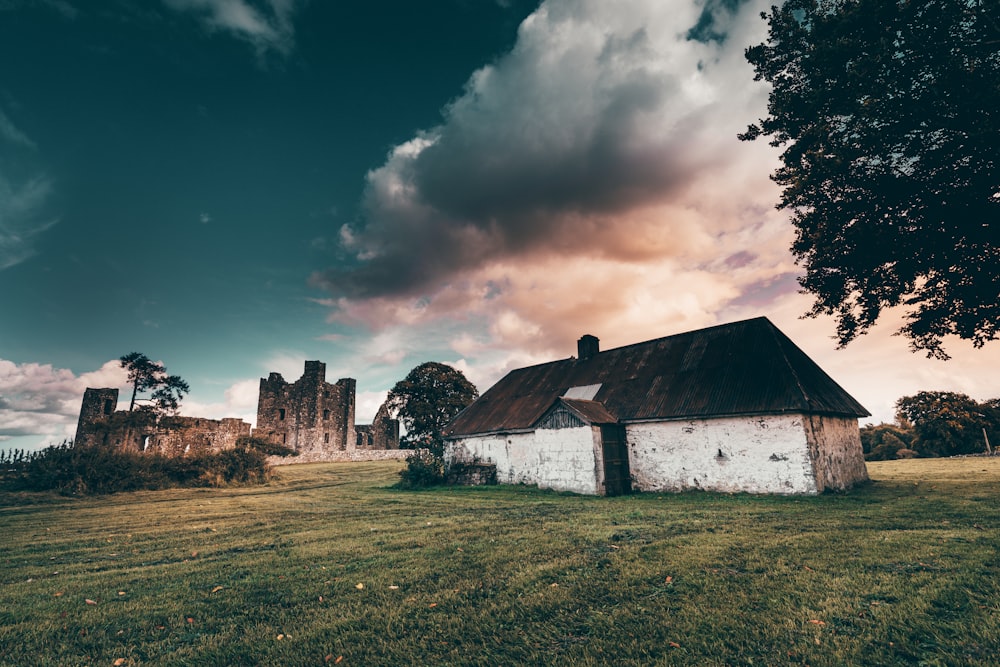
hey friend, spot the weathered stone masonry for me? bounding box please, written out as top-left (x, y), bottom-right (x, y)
top-left (75, 388), bottom-right (251, 455)
top-left (255, 361), bottom-right (357, 455)
top-left (75, 359), bottom-right (400, 460)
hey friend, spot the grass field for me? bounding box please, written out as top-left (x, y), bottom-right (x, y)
top-left (2, 458), bottom-right (998, 666)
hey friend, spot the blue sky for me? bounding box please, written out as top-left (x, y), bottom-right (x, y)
top-left (2, 0), bottom-right (997, 450)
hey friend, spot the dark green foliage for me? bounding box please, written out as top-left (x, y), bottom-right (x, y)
top-left (742, 0), bottom-right (1000, 358)
top-left (386, 362), bottom-right (479, 456)
top-left (2, 440), bottom-right (275, 496)
top-left (861, 423), bottom-right (915, 461)
top-left (235, 435), bottom-right (299, 457)
top-left (896, 391), bottom-right (999, 457)
top-left (396, 450), bottom-right (445, 489)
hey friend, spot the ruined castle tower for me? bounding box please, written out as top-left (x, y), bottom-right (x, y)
top-left (255, 361), bottom-right (356, 455)
top-left (75, 388), bottom-right (119, 447)
top-left (356, 401), bottom-right (400, 449)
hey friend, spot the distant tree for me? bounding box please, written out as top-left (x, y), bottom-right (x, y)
top-left (859, 422), bottom-right (914, 461)
top-left (120, 352), bottom-right (190, 415)
top-left (741, 0), bottom-right (1000, 359)
top-left (386, 362), bottom-right (479, 456)
top-left (895, 391), bottom-right (998, 457)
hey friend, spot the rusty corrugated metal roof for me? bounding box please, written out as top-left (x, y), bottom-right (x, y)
top-left (559, 398), bottom-right (618, 424)
top-left (446, 317), bottom-right (870, 437)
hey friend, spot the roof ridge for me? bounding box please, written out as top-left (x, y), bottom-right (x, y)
top-left (584, 316), bottom-right (772, 357)
top-left (765, 320), bottom-right (814, 413)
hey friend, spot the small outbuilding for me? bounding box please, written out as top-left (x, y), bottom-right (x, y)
top-left (444, 317), bottom-right (870, 495)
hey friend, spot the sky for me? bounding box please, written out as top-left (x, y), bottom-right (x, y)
top-left (1, 0), bottom-right (998, 452)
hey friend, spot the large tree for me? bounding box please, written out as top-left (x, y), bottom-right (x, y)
top-left (386, 362), bottom-right (479, 455)
top-left (895, 390), bottom-right (998, 456)
top-left (741, 0), bottom-right (999, 359)
top-left (119, 352), bottom-right (190, 415)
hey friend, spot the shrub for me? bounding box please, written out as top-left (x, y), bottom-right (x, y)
top-left (3, 440), bottom-right (279, 496)
top-left (191, 447), bottom-right (271, 487)
top-left (396, 450), bottom-right (445, 489)
top-left (235, 435), bottom-right (298, 457)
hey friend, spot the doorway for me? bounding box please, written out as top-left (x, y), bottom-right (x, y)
top-left (600, 424), bottom-right (632, 496)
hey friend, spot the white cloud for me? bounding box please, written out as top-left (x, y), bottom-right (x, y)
top-left (163, 0), bottom-right (301, 58)
top-left (0, 359), bottom-right (128, 444)
top-left (356, 390), bottom-right (388, 424)
top-left (180, 377), bottom-right (261, 426)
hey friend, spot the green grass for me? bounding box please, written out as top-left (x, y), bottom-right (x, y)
top-left (2, 459), bottom-right (998, 666)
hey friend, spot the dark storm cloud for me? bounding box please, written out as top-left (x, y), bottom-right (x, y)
top-left (313, 0), bottom-right (765, 302)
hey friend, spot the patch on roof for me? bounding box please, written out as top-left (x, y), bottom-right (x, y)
top-left (563, 384), bottom-right (601, 400)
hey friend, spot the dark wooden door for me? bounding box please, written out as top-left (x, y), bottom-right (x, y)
top-left (600, 424), bottom-right (632, 496)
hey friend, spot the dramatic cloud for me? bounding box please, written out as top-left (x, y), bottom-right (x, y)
top-left (309, 0), bottom-right (1000, 421)
top-left (313, 0), bottom-right (787, 357)
top-left (0, 359), bottom-right (127, 443)
top-left (162, 0), bottom-right (301, 57)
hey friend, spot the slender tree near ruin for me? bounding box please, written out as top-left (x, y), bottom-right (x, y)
top-left (119, 352), bottom-right (190, 415)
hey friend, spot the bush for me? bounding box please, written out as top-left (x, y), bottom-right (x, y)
top-left (396, 450), bottom-right (445, 489)
top-left (3, 440), bottom-right (278, 496)
top-left (861, 423), bottom-right (915, 461)
top-left (190, 447), bottom-right (271, 487)
top-left (235, 435), bottom-right (298, 457)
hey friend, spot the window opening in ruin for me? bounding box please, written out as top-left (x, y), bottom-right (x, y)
top-left (143, 435), bottom-right (151, 451)
top-left (282, 433), bottom-right (287, 444)
top-left (103, 399), bottom-right (114, 415)
top-left (323, 409), bottom-right (330, 421)
top-left (324, 390), bottom-right (329, 398)
top-left (278, 408), bottom-right (286, 421)
top-left (324, 432), bottom-right (329, 443)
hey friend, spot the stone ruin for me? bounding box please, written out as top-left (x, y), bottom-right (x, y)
top-left (74, 360), bottom-right (400, 461)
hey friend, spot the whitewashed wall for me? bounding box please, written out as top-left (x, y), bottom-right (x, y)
top-left (803, 414), bottom-right (870, 491)
top-left (626, 414), bottom-right (820, 494)
top-left (447, 426), bottom-right (601, 495)
top-left (448, 412), bottom-right (868, 496)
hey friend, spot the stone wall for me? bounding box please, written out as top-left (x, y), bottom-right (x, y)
top-left (74, 388), bottom-right (251, 456)
top-left (804, 414), bottom-right (870, 491)
top-left (268, 449), bottom-right (415, 466)
top-left (356, 401), bottom-right (400, 449)
top-left (75, 358), bottom-right (401, 463)
top-left (447, 413), bottom-right (869, 496)
top-left (141, 417), bottom-right (251, 457)
top-left (446, 426), bottom-right (602, 495)
top-left (627, 414), bottom-right (819, 494)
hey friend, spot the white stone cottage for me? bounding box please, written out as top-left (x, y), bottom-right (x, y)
top-left (444, 317), bottom-right (870, 496)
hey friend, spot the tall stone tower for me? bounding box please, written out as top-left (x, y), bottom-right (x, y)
top-left (75, 388), bottom-right (119, 446)
top-left (255, 361), bottom-right (356, 455)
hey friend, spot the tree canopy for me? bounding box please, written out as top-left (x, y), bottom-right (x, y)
top-left (742, 0), bottom-right (999, 359)
top-left (119, 352), bottom-right (190, 415)
top-left (895, 390), bottom-right (998, 457)
top-left (386, 362), bottom-right (479, 455)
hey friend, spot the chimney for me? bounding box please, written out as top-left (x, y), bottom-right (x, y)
top-left (577, 334), bottom-right (600, 360)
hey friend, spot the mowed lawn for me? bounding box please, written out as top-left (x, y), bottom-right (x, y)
top-left (1, 458), bottom-right (998, 666)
